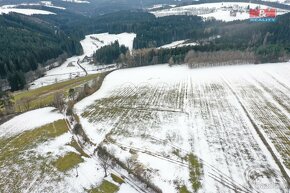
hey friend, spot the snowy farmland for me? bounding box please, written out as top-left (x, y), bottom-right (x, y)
top-left (30, 32), bottom-right (136, 89)
top-left (150, 2), bottom-right (289, 22)
top-left (0, 107), bottom-right (138, 193)
top-left (75, 63), bottom-right (290, 193)
top-left (0, 63), bottom-right (289, 192)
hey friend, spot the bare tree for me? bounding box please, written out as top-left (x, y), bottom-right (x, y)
top-left (97, 147), bottom-right (112, 177)
top-left (168, 57), bottom-right (174, 67)
top-left (125, 154), bottom-right (138, 171)
top-left (185, 50), bottom-right (255, 68)
top-left (84, 83), bottom-right (91, 96)
top-left (53, 92), bottom-right (65, 112)
top-left (0, 92), bottom-right (15, 114)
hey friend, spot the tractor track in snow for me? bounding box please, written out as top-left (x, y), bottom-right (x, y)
top-left (108, 138), bottom-right (255, 193)
top-left (221, 76), bottom-right (290, 186)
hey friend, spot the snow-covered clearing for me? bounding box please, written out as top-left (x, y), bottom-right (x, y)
top-left (262, 0), bottom-right (290, 5)
top-left (158, 40), bottom-right (198, 49)
top-left (147, 4), bottom-right (177, 10)
top-left (40, 1), bottom-right (66, 9)
top-left (30, 32), bottom-right (136, 89)
top-left (75, 63), bottom-right (290, 193)
top-left (81, 33), bottom-right (136, 56)
top-left (61, 0), bottom-right (90, 3)
top-left (151, 2), bottom-right (289, 22)
top-left (0, 107), bottom-right (63, 138)
top-left (0, 5), bottom-right (55, 15)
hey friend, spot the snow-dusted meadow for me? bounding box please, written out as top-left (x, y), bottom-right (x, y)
top-left (75, 63), bottom-right (290, 193)
top-left (0, 106), bottom-right (138, 193)
top-left (151, 2), bottom-right (289, 22)
top-left (0, 107), bottom-right (63, 138)
top-left (1, 63), bottom-right (289, 192)
top-left (30, 32), bottom-right (136, 89)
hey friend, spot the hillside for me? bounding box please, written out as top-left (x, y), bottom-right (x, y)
top-left (1, 7), bottom-right (290, 92)
top-left (0, 0), bottom-right (189, 16)
top-left (0, 13), bottom-right (82, 91)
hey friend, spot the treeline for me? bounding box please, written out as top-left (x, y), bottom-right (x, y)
top-left (214, 13), bottom-right (290, 59)
top-left (111, 45), bottom-right (285, 69)
top-left (0, 13), bottom-right (82, 91)
top-left (94, 41), bottom-right (128, 64)
top-left (116, 47), bottom-right (256, 68)
top-left (93, 43), bottom-right (198, 67)
top-left (184, 50), bottom-right (255, 68)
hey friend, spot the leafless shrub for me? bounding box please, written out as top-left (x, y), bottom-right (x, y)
top-left (185, 50), bottom-right (255, 68)
top-left (97, 146), bottom-right (113, 177)
top-left (53, 92), bottom-right (65, 112)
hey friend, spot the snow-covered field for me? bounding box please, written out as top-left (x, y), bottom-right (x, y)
top-left (0, 107), bottom-right (63, 138)
top-left (151, 2), bottom-right (289, 22)
top-left (0, 5), bottom-right (55, 15)
top-left (1, 63), bottom-right (289, 192)
top-left (0, 106), bottom-right (142, 193)
top-left (262, 0), bottom-right (290, 5)
top-left (75, 63), bottom-right (290, 193)
top-left (30, 32), bottom-right (136, 89)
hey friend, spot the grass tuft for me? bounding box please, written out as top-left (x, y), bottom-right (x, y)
top-left (53, 152), bottom-right (83, 172)
top-left (188, 153), bottom-right (203, 192)
top-left (111, 173), bottom-right (125, 184)
top-left (68, 139), bottom-right (90, 158)
top-left (179, 185), bottom-right (191, 193)
top-left (88, 180), bottom-right (119, 193)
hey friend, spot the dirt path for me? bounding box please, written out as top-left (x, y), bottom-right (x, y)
top-left (77, 59), bottom-right (88, 76)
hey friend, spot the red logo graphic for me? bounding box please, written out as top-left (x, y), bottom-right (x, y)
top-left (249, 9), bottom-right (277, 18)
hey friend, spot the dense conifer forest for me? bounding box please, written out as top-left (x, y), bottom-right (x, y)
top-left (0, 13), bottom-right (82, 90)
